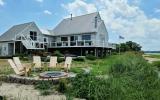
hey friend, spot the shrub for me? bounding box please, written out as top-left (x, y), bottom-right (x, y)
top-left (74, 57), bottom-right (85, 62)
top-left (68, 53), bottom-right (160, 100)
top-left (57, 79), bottom-right (68, 93)
top-left (86, 54), bottom-right (96, 60)
top-left (69, 73), bottom-right (110, 100)
top-left (57, 57), bottom-right (65, 63)
top-left (53, 50), bottom-right (64, 57)
top-left (34, 81), bottom-right (52, 90)
top-left (152, 61), bottom-right (160, 71)
top-left (0, 96), bottom-right (6, 100)
top-left (34, 81), bottom-right (55, 96)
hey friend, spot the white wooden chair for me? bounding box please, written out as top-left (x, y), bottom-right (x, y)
top-left (64, 57), bottom-right (72, 71)
top-left (33, 56), bottom-right (42, 68)
top-left (49, 56), bottom-right (57, 68)
top-left (8, 59), bottom-right (25, 75)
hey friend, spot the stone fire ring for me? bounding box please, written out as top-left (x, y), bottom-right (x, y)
top-left (39, 71), bottom-right (68, 79)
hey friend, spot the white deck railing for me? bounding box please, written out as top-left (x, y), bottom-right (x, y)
top-left (15, 34), bottom-right (45, 49)
top-left (49, 40), bottom-right (116, 49)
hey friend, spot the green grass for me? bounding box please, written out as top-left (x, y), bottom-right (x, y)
top-left (68, 52), bottom-right (160, 100)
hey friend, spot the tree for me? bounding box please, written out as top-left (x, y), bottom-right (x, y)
top-left (115, 41), bottom-right (142, 53)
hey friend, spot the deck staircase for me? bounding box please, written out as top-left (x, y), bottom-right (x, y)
top-left (16, 34), bottom-right (44, 50)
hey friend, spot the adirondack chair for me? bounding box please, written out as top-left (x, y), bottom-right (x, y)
top-left (13, 57), bottom-right (24, 71)
top-left (49, 56), bottom-right (57, 68)
top-left (64, 57), bottom-right (72, 71)
top-left (8, 59), bottom-right (25, 75)
top-left (33, 56), bottom-right (42, 68)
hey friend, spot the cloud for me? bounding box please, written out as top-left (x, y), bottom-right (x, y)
top-left (0, 0), bottom-right (4, 6)
top-left (44, 10), bottom-right (52, 15)
top-left (61, 0), bottom-right (97, 16)
top-left (62, 0), bottom-right (160, 51)
top-left (155, 8), bottom-right (160, 13)
top-left (35, 0), bottom-right (43, 3)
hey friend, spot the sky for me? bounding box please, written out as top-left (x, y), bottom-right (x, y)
top-left (0, 0), bottom-right (160, 51)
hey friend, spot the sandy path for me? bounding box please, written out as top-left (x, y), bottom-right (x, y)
top-left (144, 56), bottom-right (160, 63)
top-left (0, 82), bottom-right (66, 100)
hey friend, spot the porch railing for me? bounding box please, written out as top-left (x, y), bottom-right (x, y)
top-left (49, 40), bottom-right (116, 49)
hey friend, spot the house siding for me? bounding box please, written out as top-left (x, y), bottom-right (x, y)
top-left (17, 23), bottom-right (44, 42)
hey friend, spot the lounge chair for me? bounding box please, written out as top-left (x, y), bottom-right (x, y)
top-left (64, 57), bottom-right (72, 71)
top-left (13, 57), bottom-right (24, 71)
top-left (33, 56), bottom-right (42, 68)
top-left (49, 56), bottom-right (57, 68)
top-left (8, 59), bottom-right (25, 75)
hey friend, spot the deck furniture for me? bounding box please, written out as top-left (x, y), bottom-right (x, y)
top-left (8, 59), bottom-right (25, 75)
top-left (64, 57), bottom-right (72, 72)
top-left (33, 56), bottom-right (42, 68)
top-left (13, 57), bottom-right (24, 71)
top-left (49, 56), bottom-right (57, 68)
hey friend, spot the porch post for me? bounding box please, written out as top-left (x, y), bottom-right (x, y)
top-left (13, 41), bottom-right (15, 55)
top-left (81, 48), bottom-right (82, 56)
top-left (94, 48), bottom-right (97, 57)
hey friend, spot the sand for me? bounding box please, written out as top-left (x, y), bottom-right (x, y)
top-left (0, 82), bottom-right (66, 100)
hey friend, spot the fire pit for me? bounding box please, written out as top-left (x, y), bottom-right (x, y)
top-left (39, 71), bottom-right (68, 79)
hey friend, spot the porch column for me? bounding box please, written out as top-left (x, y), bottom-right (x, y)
top-left (81, 48), bottom-right (82, 56)
top-left (94, 48), bottom-right (97, 57)
top-left (13, 41), bottom-right (15, 55)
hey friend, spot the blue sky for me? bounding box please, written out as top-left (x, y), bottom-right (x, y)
top-left (0, 0), bottom-right (160, 51)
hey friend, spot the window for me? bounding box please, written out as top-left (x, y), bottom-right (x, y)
top-left (43, 37), bottom-right (48, 42)
top-left (82, 34), bottom-right (91, 40)
top-left (70, 35), bottom-right (78, 41)
top-left (61, 37), bottom-right (68, 41)
top-left (30, 31), bottom-right (37, 41)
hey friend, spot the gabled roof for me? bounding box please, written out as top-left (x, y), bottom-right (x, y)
top-left (40, 29), bottom-right (52, 36)
top-left (52, 12), bottom-right (102, 36)
top-left (0, 22), bottom-right (34, 42)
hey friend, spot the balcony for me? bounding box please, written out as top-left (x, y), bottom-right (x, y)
top-left (49, 40), bottom-right (116, 49)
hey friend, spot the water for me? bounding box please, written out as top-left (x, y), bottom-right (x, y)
top-left (145, 53), bottom-right (160, 55)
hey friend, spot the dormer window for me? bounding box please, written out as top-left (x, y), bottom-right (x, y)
top-left (30, 31), bottom-right (37, 41)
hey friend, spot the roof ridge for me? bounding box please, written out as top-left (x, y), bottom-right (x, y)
top-left (13, 21), bottom-right (34, 27)
top-left (65, 12), bottom-right (99, 20)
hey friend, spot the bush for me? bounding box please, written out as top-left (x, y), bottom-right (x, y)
top-left (35, 81), bottom-right (52, 90)
top-left (74, 57), bottom-right (85, 62)
top-left (86, 54), bottom-right (96, 60)
top-left (69, 73), bottom-right (110, 100)
top-left (34, 81), bottom-right (54, 96)
top-left (0, 96), bottom-right (6, 100)
top-left (68, 53), bottom-right (160, 100)
top-left (57, 79), bottom-right (68, 93)
top-left (152, 61), bottom-right (160, 71)
top-left (57, 57), bottom-right (65, 63)
top-left (53, 50), bottom-right (64, 57)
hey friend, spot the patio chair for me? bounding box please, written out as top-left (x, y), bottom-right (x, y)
top-left (8, 59), bottom-right (25, 75)
top-left (49, 56), bottom-right (57, 68)
top-left (33, 56), bottom-right (42, 68)
top-left (13, 57), bottom-right (24, 71)
top-left (64, 57), bottom-right (72, 71)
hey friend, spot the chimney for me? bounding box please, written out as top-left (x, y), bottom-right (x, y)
top-left (71, 14), bottom-right (72, 20)
top-left (95, 16), bottom-right (98, 28)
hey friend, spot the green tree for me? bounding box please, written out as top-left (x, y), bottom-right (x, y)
top-left (115, 41), bottom-right (142, 53)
